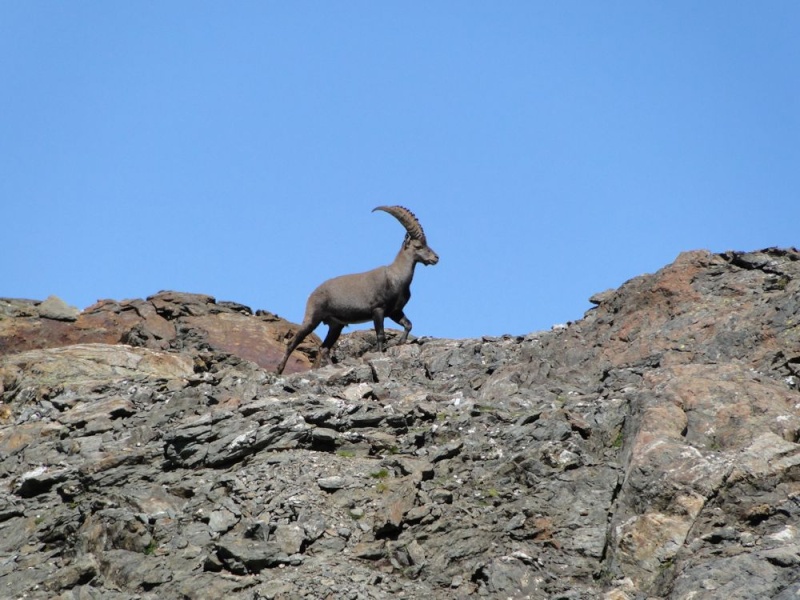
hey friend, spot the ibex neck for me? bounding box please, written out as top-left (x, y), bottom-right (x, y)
top-left (388, 246), bottom-right (417, 282)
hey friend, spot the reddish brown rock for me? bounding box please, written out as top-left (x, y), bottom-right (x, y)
top-left (559, 247), bottom-right (800, 380)
top-left (0, 291), bottom-right (318, 373)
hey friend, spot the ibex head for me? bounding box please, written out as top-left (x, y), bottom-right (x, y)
top-left (373, 205), bottom-right (439, 266)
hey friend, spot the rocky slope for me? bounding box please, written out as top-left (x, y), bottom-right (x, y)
top-left (1, 248), bottom-right (799, 599)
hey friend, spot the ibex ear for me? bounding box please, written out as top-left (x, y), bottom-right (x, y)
top-left (403, 233), bottom-right (412, 247)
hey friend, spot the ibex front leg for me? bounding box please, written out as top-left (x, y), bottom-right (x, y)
top-left (390, 310), bottom-right (412, 344)
top-left (372, 309), bottom-right (386, 352)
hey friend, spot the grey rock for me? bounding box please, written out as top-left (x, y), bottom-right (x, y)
top-left (44, 555), bottom-right (99, 592)
top-left (475, 556), bottom-right (545, 596)
top-left (430, 439), bottom-right (463, 462)
top-left (353, 540), bottom-right (386, 560)
top-left (348, 406), bottom-right (386, 428)
top-left (1, 247), bottom-right (800, 599)
top-left (14, 465), bottom-right (71, 497)
top-left (311, 426), bottom-right (340, 446)
top-left (38, 295), bottom-right (80, 321)
top-left (97, 549), bottom-right (173, 590)
top-left (208, 506), bottom-right (239, 533)
top-left (318, 476), bottom-right (348, 491)
top-left (0, 497), bottom-right (23, 522)
top-left (215, 537), bottom-right (292, 573)
top-left (273, 523), bottom-right (306, 554)
top-left (299, 512), bottom-right (328, 541)
top-left (762, 545), bottom-right (800, 568)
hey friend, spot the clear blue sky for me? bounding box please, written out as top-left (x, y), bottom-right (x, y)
top-left (3, 3), bottom-right (798, 339)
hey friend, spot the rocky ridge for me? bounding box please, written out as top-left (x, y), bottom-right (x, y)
top-left (1, 248), bottom-right (799, 599)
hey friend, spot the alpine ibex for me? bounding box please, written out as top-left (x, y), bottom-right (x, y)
top-left (276, 205), bottom-right (438, 374)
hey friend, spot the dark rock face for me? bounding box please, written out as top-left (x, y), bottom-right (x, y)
top-left (1, 248), bottom-right (799, 599)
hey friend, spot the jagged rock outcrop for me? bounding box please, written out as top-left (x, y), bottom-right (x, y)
top-left (0, 290), bottom-right (319, 374)
top-left (1, 248), bottom-right (799, 599)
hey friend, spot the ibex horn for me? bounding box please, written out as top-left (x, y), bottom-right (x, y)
top-left (372, 205), bottom-right (427, 243)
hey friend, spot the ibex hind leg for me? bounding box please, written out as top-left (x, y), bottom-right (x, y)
top-left (316, 323), bottom-right (344, 368)
top-left (276, 319), bottom-right (320, 374)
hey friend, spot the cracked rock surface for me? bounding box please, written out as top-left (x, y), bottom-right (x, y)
top-left (1, 247), bottom-right (799, 599)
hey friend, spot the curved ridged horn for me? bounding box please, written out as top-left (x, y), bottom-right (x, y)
top-left (372, 205), bottom-right (427, 242)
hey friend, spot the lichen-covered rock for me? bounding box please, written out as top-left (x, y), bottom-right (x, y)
top-left (0, 247), bottom-right (798, 599)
